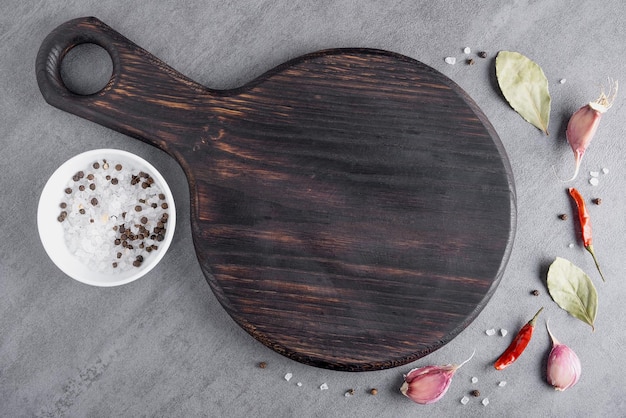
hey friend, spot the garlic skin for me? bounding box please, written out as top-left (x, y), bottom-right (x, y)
top-left (564, 79), bottom-right (618, 181)
top-left (546, 322), bottom-right (581, 391)
top-left (400, 351), bottom-right (474, 405)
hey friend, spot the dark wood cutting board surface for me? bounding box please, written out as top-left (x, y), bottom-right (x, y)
top-left (36, 17), bottom-right (516, 371)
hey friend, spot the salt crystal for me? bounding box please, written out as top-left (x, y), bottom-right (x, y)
top-left (498, 381), bottom-right (507, 387)
top-left (297, 382), bottom-right (302, 387)
top-left (445, 57), bottom-right (457, 65)
top-left (602, 167), bottom-right (609, 174)
top-left (485, 328), bottom-right (496, 336)
top-left (500, 329), bottom-right (508, 337)
top-left (568, 243), bottom-right (574, 248)
top-left (460, 396), bottom-right (470, 405)
top-left (589, 178), bottom-right (599, 186)
top-left (471, 377), bottom-right (478, 384)
top-left (559, 79), bottom-right (566, 84)
top-left (284, 373), bottom-right (293, 382)
top-left (320, 383), bottom-right (329, 390)
top-left (590, 171), bottom-right (600, 177)
top-left (463, 47), bottom-right (471, 54)
top-left (482, 398), bottom-right (490, 406)
top-left (344, 391), bottom-right (353, 397)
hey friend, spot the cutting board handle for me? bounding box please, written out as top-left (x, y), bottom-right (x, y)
top-left (36, 17), bottom-right (211, 151)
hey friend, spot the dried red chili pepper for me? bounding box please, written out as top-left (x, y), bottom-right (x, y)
top-left (494, 307), bottom-right (543, 370)
top-left (568, 187), bottom-right (606, 282)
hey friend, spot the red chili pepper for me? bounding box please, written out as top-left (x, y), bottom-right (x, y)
top-left (568, 187), bottom-right (606, 282)
top-left (494, 307), bottom-right (543, 370)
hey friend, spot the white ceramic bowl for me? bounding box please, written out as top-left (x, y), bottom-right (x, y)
top-left (37, 149), bottom-right (176, 286)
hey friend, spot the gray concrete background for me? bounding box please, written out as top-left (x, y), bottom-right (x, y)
top-left (2, 1), bottom-right (626, 417)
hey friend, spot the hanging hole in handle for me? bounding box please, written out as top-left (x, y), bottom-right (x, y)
top-left (60, 43), bottom-right (113, 95)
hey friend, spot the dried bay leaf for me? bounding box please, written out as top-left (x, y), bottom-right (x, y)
top-left (547, 257), bottom-right (598, 330)
top-left (496, 51), bottom-right (551, 135)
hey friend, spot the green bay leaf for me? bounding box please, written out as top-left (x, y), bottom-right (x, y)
top-left (547, 257), bottom-right (598, 330)
top-left (495, 51), bottom-right (551, 135)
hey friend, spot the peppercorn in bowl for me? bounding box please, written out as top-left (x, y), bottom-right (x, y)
top-left (37, 149), bottom-right (176, 286)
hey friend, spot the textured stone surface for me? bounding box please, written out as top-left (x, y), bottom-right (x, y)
top-left (2, 1), bottom-right (626, 416)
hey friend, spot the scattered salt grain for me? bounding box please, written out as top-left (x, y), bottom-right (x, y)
top-left (482, 398), bottom-right (490, 406)
top-left (500, 329), bottom-right (508, 337)
top-left (568, 243), bottom-right (575, 248)
top-left (463, 47), bottom-right (471, 54)
top-left (471, 377), bottom-right (478, 384)
top-left (602, 167), bottom-right (609, 174)
top-left (297, 382), bottom-right (303, 387)
top-left (485, 328), bottom-right (496, 336)
top-left (590, 171), bottom-right (600, 177)
top-left (284, 373), bottom-right (293, 382)
top-left (460, 396), bottom-right (470, 405)
top-left (320, 383), bottom-right (329, 390)
top-left (589, 177), bottom-right (599, 186)
top-left (445, 57), bottom-right (457, 65)
top-left (498, 381), bottom-right (507, 387)
top-left (345, 389), bottom-right (355, 397)
top-left (559, 78), bottom-right (566, 84)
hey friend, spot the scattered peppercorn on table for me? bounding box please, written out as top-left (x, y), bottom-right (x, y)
top-left (3, 1), bottom-right (626, 417)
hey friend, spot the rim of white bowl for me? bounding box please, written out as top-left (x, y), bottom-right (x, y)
top-left (37, 149), bottom-right (176, 287)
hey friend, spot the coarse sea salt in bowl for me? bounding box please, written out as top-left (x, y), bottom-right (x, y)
top-left (37, 149), bottom-right (176, 287)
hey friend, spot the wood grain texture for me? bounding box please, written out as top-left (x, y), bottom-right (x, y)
top-left (36, 17), bottom-right (516, 371)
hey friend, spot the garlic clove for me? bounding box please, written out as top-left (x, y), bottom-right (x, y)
top-left (400, 365), bottom-right (455, 404)
top-left (565, 105), bottom-right (602, 181)
top-left (546, 321), bottom-right (582, 391)
top-left (564, 79), bottom-right (618, 181)
top-left (400, 351), bottom-right (474, 405)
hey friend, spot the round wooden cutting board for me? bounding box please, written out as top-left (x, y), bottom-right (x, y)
top-left (37, 17), bottom-right (516, 371)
